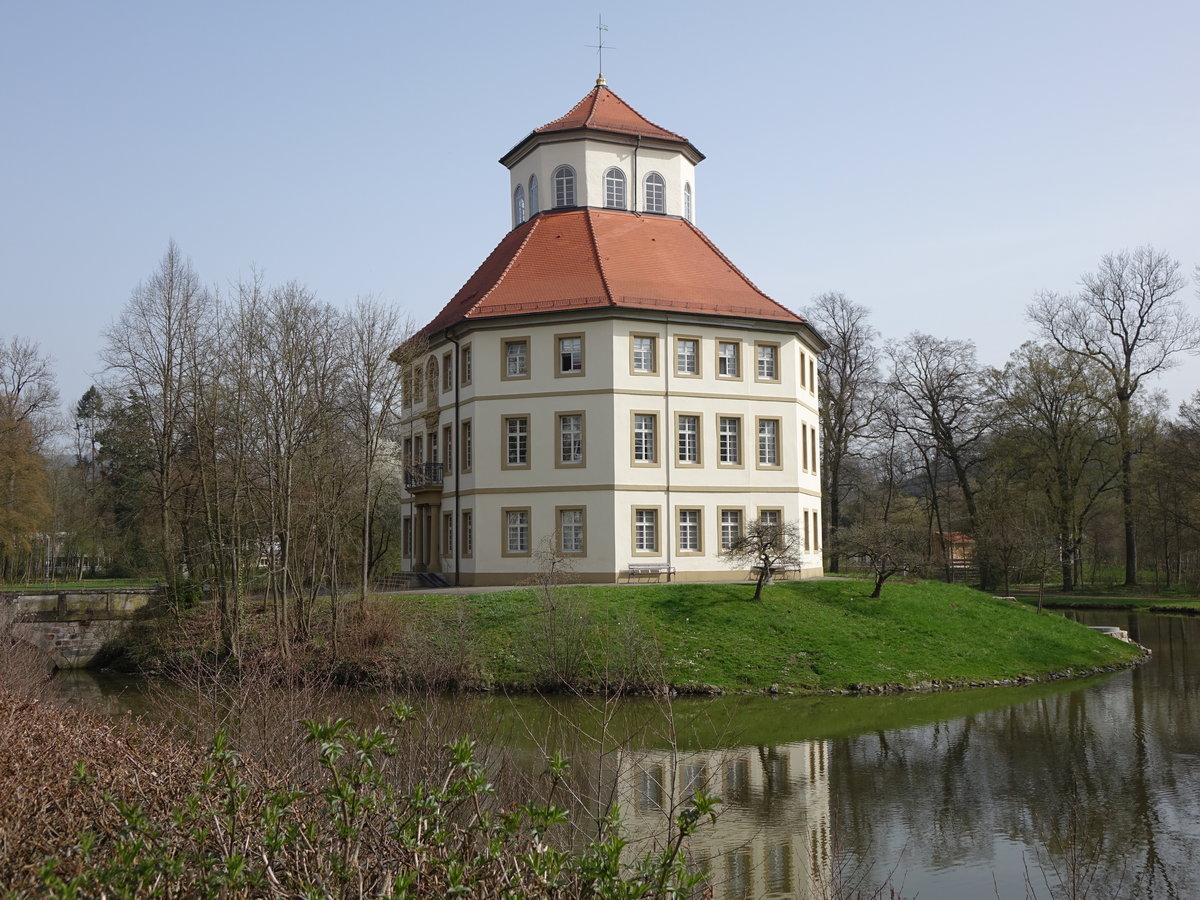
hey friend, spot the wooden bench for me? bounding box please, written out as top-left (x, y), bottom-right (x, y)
top-left (626, 564), bottom-right (676, 583)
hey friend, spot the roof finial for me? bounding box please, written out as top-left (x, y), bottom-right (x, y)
top-left (588, 15), bottom-right (612, 86)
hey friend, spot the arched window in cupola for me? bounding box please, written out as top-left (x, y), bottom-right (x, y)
top-left (684, 182), bottom-right (693, 222)
top-left (644, 172), bottom-right (665, 214)
top-left (553, 165), bottom-right (576, 208)
top-left (529, 175), bottom-right (539, 216)
top-left (604, 167), bottom-right (627, 210)
top-left (513, 185), bottom-right (526, 227)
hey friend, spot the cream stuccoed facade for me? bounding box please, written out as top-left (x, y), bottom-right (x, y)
top-left (396, 81), bottom-right (826, 586)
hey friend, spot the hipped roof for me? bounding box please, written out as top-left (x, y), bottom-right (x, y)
top-left (419, 209), bottom-right (806, 338)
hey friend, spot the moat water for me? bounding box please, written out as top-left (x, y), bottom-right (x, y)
top-left (52, 610), bottom-right (1200, 899)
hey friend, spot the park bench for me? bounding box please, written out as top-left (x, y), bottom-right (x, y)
top-left (626, 563), bottom-right (676, 583)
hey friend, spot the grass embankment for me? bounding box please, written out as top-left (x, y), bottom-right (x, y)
top-left (385, 579), bottom-right (1143, 694)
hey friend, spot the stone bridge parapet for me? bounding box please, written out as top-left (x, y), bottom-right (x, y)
top-left (3, 588), bottom-right (159, 669)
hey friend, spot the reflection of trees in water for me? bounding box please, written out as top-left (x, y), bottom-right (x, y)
top-left (831, 613), bottom-right (1200, 897)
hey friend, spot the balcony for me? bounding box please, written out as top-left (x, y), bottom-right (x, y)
top-left (405, 462), bottom-right (444, 491)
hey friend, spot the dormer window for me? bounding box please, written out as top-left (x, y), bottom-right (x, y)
top-left (513, 185), bottom-right (526, 226)
top-left (529, 175), bottom-right (539, 216)
top-left (553, 165), bottom-right (576, 208)
top-left (644, 172), bottom-right (665, 214)
top-left (604, 167), bottom-right (626, 209)
top-left (684, 183), bottom-right (693, 222)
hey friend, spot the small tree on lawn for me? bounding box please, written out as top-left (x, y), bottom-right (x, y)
top-left (725, 519), bottom-right (804, 601)
top-left (835, 519), bottom-right (926, 599)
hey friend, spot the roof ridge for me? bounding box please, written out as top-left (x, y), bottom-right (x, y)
top-left (584, 209), bottom-right (618, 306)
top-left (684, 219), bottom-right (807, 323)
top-left (467, 217), bottom-right (542, 316)
top-left (610, 89), bottom-right (686, 143)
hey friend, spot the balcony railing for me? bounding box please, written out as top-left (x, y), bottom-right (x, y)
top-left (404, 462), bottom-right (444, 490)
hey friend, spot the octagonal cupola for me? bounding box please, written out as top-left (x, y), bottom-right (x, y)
top-left (499, 79), bottom-right (704, 229)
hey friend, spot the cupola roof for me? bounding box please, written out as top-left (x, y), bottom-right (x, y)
top-left (500, 84), bottom-right (704, 167)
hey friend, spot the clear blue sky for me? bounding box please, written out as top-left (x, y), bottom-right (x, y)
top-left (4, 0), bottom-right (1198, 413)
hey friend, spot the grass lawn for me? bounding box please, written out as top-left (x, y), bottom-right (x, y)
top-left (2, 578), bottom-right (161, 591)
top-left (391, 578), bottom-right (1143, 693)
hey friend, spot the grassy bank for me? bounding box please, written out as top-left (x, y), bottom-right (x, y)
top-left (359, 579), bottom-right (1143, 694)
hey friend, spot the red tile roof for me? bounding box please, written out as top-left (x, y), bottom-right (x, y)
top-left (420, 209), bottom-right (806, 337)
top-left (534, 85), bottom-right (689, 143)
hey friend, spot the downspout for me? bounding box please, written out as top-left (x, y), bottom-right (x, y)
top-left (663, 313), bottom-right (672, 580)
top-left (446, 330), bottom-right (462, 587)
top-left (632, 135), bottom-right (641, 212)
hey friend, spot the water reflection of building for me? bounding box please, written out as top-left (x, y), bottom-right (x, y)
top-left (615, 740), bottom-right (831, 899)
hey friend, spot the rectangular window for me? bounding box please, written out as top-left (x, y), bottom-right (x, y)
top-left (442, 352), bottom-right (452, 391)
top-left (413, 435), bottom-right (424, 464)
top-left (460, 344), bottom-right (472, 386)
top-left (757, 418), bottom-right (780, 467)
top-left (755, 343), bottom-right (779, 381)
top-left (678, 508), bottom-right (701, 554)
top-left (460, 420), bottom-right (472, 472)
top-left (802, 423), bottom-right (809, 471)
top-left (442, 425), bottom-right (452, 467)
top-left (402, 516), bottom-right (413, 558)
top-left (800, 351), bottom-right (807, 388)
top-left (558, 335), bottom-right (583, 375)
top-left (442, 512), bottom-right (453, 557)
top-left (428, 431), bottom-right (438, 465)
top-left (811, 425), bottom-right (818, 473)
top-left (717, 340), bottom-right (740, 378)
top-left (504, 415), bottom-right (529, 468)
top-left (675, 337), bottom-right (699, 376)
top-left (461, 510), bottom-right (473, 558)
top-left (633, 413), bottom-right (657, 463)
top-left (719, 416), bottom-right (741, 465)
top-left (720, 509), bottom-right (743, 551)
top-left (632, 334), bottom-right (657, 373)
top-left (813, 511), bottom-right (820, 550)
top-left (403, 436), bottom-right (413, 465)
top-left (810, 358), bottom-right (816, 394)
top-left (559, 507), bottom-right (585, 555)
top-left (634, 508), bottom-right (658, 553)
top-left (503, 338), bottom-right (529, 379)
top-left (804, 511), bottom-right (811, 552)
top-left (677, 414), bottom-right (700, 464)
top-left (558, 413), bottom-right (584, 465)
top-left (504, 508), bottom-right (530, 556)
top-left (759, 508), bottom-right (781, 527)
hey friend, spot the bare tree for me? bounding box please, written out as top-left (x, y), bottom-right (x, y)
top-left (834, 516), bottom-right (926, 599)
top-left (102, 241), bottom-right (212, 599)
top-left (803, 292), bottom-right (880, 572)
top-left (989, 342), bottom-right (1119, 591)
top-left (0, 336), bottom-right (59, 450)
top-left (343, 297), bottom-right (411, 611)
top-left (1030, 246), bottom-right (1199, 585)
top-left (724, 519), bottom-right (805, 601)
top-left (887, 333), bottom-right (996, 588)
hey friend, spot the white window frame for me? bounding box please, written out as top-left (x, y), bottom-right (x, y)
top-left (514, 184), bottom-right (526, 226)
top-left (675, 336), bottom-right (699, 376)
top-left (755, 342), bottom-right (779, 382)
top-left (503, 415), bottom-right (529, 468)
top-left (717, 340), bottom-right (741, 378)
top-left (718, 416), bottom-right (742, 466)
top-left (553, 165), bottom-right (576, 207)
top-left (557, 334), bottom-right (584, 375)
top-left (558, 412), bottom-right (584, 466)
top-left (677, 414), bottom-right (700, 465)
top-left (604, 167), bottom-right (627, 209)
top-left (529, 174), bottom-right (539, 216)
top-left (757, 418), bottom-right (780, 468)
top-left (677, 508), bottom-right (701, 554)
top-left (504, 508), bottom-right (531, 556)
top-left (720, 508), bottom-right (743, 552)
top-left (633, 413), bottom-right (658, 464)
top-left (644, 172), bottom-right (665, 214)
top-left (559, 507), bottom-right (585, 555)
top-left (632, 334), bottom-right (657, 374)
top-left (634, 508), bottom-right (659, 554)
top-left (503, 338), bottom-right (529, 379)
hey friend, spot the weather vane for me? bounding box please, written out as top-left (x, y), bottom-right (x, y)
top-left (587, 15), bottom-right (614, 84)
